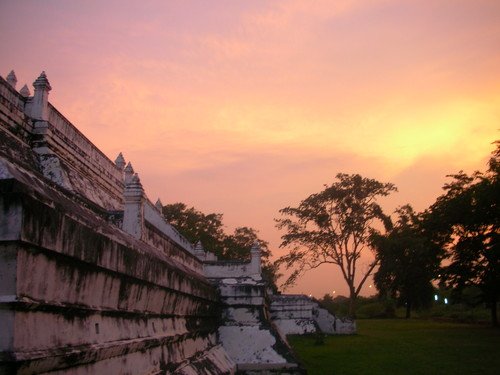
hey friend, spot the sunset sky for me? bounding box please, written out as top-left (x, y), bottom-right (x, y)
top-left (1, 0), bottom-right (499, 298)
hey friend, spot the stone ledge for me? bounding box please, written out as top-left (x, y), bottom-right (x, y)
top-left (0, 172), bottom-right (216, 299)
top-left (1, 331), bottom-right (222, 374)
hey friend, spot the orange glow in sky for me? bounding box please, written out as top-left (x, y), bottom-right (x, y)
top-left (1, 0), bottom-right (499, 298)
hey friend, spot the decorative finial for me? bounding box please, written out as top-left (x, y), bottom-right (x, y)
top-left (125, 173), bottom-right (144, 194)
top-left (6, 70), bottom-right (17, 89)
top-left (194, 241), bottom-right (206, 260)
top-left (250, 241), bottom-right (262, 276)
top-left (195, 241), bottom-right (205, 253)
top-left (19, 84), bottom-right (31, 97)
top-left (124, 162), bottom-right (135, 184)
top-left (155, 198), bottom-right (163, 211)
top-left (31, 71), bottom-right (52, 121)
top-left (123, 173), bottom-right (145, 240)
top-left (251, 241), bottom-right (261, 253)
top-left (115, 152), bottom-right (126, 170)
top-left (131, 173), bottom-right (141, 185)
top-left (124, 162), bottom-right (134, 174)
top-left (33, 71), bottom-right (52, 91)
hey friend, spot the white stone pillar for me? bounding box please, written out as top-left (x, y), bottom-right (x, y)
top-left (124, 162), bottom-right (134, 185)
top-left (155, 198), bottom-right (163, 212)
top-left (6, 70), bottom-right (17, 89)
top-left (31, 71), bottom-right (51, 121)
top-left (250, 242), bottom-right (262, 276)
top-left (122, 173), bottom-right (145, 240)
top-left (194, 241), bottom-right (206, 261)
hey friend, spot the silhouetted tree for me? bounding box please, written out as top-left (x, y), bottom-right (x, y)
top-left (424, 141), bottom-right (499, 326)
top-left (373, 205), bottom-right (443, 318)
top-left (162, 202), bottom-right (227, 256)
top-left (224, 226), bottom-right (271, 260)
top-left (162, 203), bottom-right (281, 292)
top-left (275, 173), bottom-right (396, 317)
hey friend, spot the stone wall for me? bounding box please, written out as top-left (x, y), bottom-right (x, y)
top-left (210, 276), bottom-right (304, 374)
top-left (23, 74), bottom-right (124, 210)
top-left (0, 72), bottom-right (235, 374)
top-left (0, 76), bottom-right (31, 140)
top-left (199, 243), bottom-right (304, 374)
top-left (202, 243), bottom-right (261, 279)
top-left (269, 295), bottom-right (317, 335)
top-left (143, 200), bottom-right (197, 261)
top-left (269, 295), bottom-right (356, 335)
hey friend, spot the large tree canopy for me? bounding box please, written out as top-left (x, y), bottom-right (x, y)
top-left (423, 141), bottom-right (499, 326)
top-left (275, 173), bottom-right (396, 316)
top-left (162, 203), bottom-right (226, 256)
top-left (162, 202), bottom-right (280, 292)
top-left (373, 205), bottom-right (443, 318)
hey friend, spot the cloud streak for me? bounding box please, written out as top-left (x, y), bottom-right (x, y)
top-left (1, 0), bottom-right (499, 297)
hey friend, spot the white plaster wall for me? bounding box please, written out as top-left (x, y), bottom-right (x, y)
top-left (212, 277), bottom-right (301, 371)
top-left (272, 319), bottom-right (316, 335)
top-left (46, 104), bottom-right (124, 204)
top-left (0, 172), bottom-right (230, 373)
top-left (269, 294), bottom-right (357, 335)
top-left (218, 326), bottom-right (287, 365)
top-left (204, 263), bottom-right (251, 278)
top-left (144, 201), bottom-right (194, 254)
top-left (16, 334), bottom-right (234, 375)
top-left (0, 77), bottom-right (25, 113)
top-left (172, 345), bottom-right (236, 375)
top-left (14, 246), bottom-right (213, 317)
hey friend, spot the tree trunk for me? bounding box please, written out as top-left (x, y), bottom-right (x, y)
top-left (348, 289), bottom-right (357, 318)
top-left (491, 297), bottom-right (498, 327)
top-left (405, 301), bottom-right (412, 319)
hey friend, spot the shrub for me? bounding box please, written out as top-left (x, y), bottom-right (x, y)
top-left (356, 302), bottom-right (387, 319)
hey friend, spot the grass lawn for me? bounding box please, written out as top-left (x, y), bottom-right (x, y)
top-left (288, 319), bottom-right (500, 375)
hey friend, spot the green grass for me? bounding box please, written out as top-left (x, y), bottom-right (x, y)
top-left (288, 319), bottom-right (500, 375)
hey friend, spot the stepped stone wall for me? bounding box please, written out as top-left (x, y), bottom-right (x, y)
top-left (270, 295), bottom-right (356, 335)
top-left (0, 72), bottom-right (235, 374)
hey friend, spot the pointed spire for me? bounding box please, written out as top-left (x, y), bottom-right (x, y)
top-left (251, 241), bottom-right (262, 276)
top-left (19, 84), bottom-right (31, 97)
top-left (124, 162), bottom-right (134, 174)
top-left (194, 241), bottom-right (206, 260)
top-left (251, 241), bottom-right (261, 253)
top-left (31, 71), bottom-right (51, 120)
top-left (123, 172), bottom-right (145, 240)
top-left (33, 71), bottom-right (51, 91)
top-left (195, 241), bottom-right (205, 253)
top-left (124, 173), bottom-right (144, 202)
top-left (6, 70), bottom-right (17, 89)
top-left (115, 152), bottom-right (125, 170)
top-left (124, 162), bottom-right (134, 184)
top-left (130, 173), bottom-right (142, 187)
top-left (155, 198), bottom-right (163, 211)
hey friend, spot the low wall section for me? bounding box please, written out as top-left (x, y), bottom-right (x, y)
top-left (270, 295), bottom-right (356, 335)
